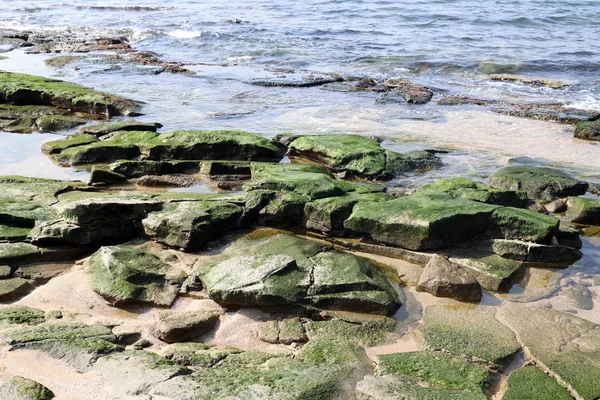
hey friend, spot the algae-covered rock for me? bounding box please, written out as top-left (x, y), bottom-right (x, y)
top-left (503, 366), bottom-right (573, 400)
top-left (383, 79), bottom-right (433, 104)
top-left (305, 315), bottom-right (397, 346)
top-left (87, 246), bottom-right (186, 307)
top-left (500, 304), bottom-right (600, 400)
top-left (154, 308), bottom-right (222, 343)
top-left (344, 194), bottom-right (497, 250)
top-left (0, 71), bottom-right (140, 116)
top-left (488, 207), bottom-right (559, 244)
top-left (297, 337), bottom-right (363, 364)
top-left (566, 196), bottom-right (600, 225)
top-left (420, 305), bottom-right (520, 365)
top-left (376, 351), bottom-right (491, 392)
top-left (41, 133), bottom-right (98, 155)
top-left (259, 318), bottom-right (307, 345)
top-left (574, 120), bottom-right (600, 141)
top-left (491, 103), bottom-right (600, 124)
top-left (0, 278), bottom-right (32, 301)
top-left (356, 375), bottom-right (487, 400)
top-left (0, 306), bottom-right (45, 325)
top-left (0, 376), bottom-right (54, 400)
top-left (161, 343), bottom-right (242, 367)
top-left (287, 134), bottom-right (441, 179)
top-left (88, 166), bottom-right (127, 185)
top-left (448, 249), bottom-right (523, 291)
top-left (143, 200), bottom-right (243, 251)
top-left (490, 166), bottom-right (588, 202)
top-left (80, 120), bottom-right (162, 136)
top-left (416, 255), bottom-right (482, 301)
top-left (110, 159), bottom-right (201, 178)
top-left (36, 114), bottom-right (87, 132)
top-left (417, 178), bottom-right (527, 208)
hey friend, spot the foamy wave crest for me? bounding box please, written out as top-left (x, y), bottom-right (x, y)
top-left (168, 29), bottom-right (203, 39)
top-left (568, 93), bottom-right (600, 111)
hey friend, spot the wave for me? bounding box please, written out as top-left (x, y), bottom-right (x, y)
top-left (167, 29), bottom-right (203, 39)
top-left (57, 3), bottom-right (172, 11)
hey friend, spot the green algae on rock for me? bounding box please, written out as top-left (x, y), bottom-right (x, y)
top-left (574, 120), bottom-right (600, 141)
top-left (79, 119), bottom-right (162, 136)
top-left (417, 178), bottom-right (527, 208)
top-left (87, 246), bottom-right (186, 306)
top-left (0, 306), bottom-right (45, 325)
top-left (154, 307), bottom-right (222, 343)
top-left (502, 366), bottom-right (573, 400)
top-left (490, 166), bottom-right (588, 203)
top-left (35, 114), bottom-right (88, 132)
top-left (297, 336), bottom-right (364, 364)
top-left (0, 376), bottom-right (55, 400)
top-left (420, 305), bottom-right (520, 365)
top-left (0, 71), bottom-right (140, 116)
top-left (566, 197), bottom-right (600, 225)
top-left (355, 375), bottom-right (487, 400)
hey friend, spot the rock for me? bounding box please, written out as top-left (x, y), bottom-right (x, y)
top-left (420, 305), bottom-right (520, 365)
top-left (135, 174), bottom-right (196, 187)
top-left (574, 120), bottom-right (600, 141)
top-left (110, 160), bottom-right (201, 178)
top-left (286, 134), bottom-right (441, 179)
top-left (80, 120), bottom-right (162, 136)
top-left (384, 150), bottom-right (442, 175)
top-left (544, 199), bottom-right (567, 213)
top-left (161, 343), bottom-right (244, 367)
top-left (472, 239), bottom-right (581, 263)
top-left (93, 351), bottom-right (191, 397)
top-left (503, 366), bottom-right (573, 400)
top-left (344, 194), bottom-right (497, 250)
top-left (246, 70), bottom-right (343, 87)
top-left (0, 278), bottom-right (32, 301)
top-left (488, 74), bottom-right (572, 89)
top-left (0, 306), bottom-right (45, 325)
top-left (195, 232), bottom-right (400, 314)
top-left (376, 351), bottom-right (491, 392)
top-left (36, 114), bottom-right (87, 132)
top-left (382, 79), bottom-right (433, 104)
top-left (417, 178), bottom-right (527, 208)
top-left (86, 246), bottom-right (187, 307)
top-left (566, 197), bottom-right (600, 225)
top-left (416, 255), bottom-right (482, 301)
top-left (437, 95), bottom-right (491, 106)
top-left (447, 249), bottom-right (523, 291)
top-left (0, 242), bottom-right (86, 267)
top-left (500, 305), bottom-right (600, 400)
top-left (487, 207), bottom-right (559, 244)
top-left (154, 308), bottom-right (222, 343)
top-left (297, 337), bottom-right (363, 364)
top-left (41, 133), bottom-right (98, 155)
top-left (305, 314), bottom-right (397, 347)
top-left (356, 375), bottom-right (487, 400)
top-left (0, 71), bottom-right (140, 116)
top-left (88, 166), bottom-right (127, 185)
top-left (0, 376), bottom-right (54, 400)
top-left (490, 166), bottom-right (588, 203)
top-left (259, 318), bottom-right (307, 345)
top-left (253, 191), bottom-right (309, 227)
top-left (303, 193), bottom-right (388, 235)
top-left (491, 103), bottom-right (600, 124)
top-left (1, 323), bottom-right (121, 370)
top-left (142, 200), bottom-right (243, 251)
top-left (560, 284), bottom-right (594, 310)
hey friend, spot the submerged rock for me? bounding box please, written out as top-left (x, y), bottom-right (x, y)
top-left (488, 74), bottom-right (572, 89)
top-left (86, 246), bottom-right (187, 306)
top-left (416, 255), bottom-right (482, 301)
top-left (247, 70), bottom-right (343, 87)
top-left (490, 166), bottom-right (588, 203)
top-left (0, 376), bottom-right (55, 400)
top-left (491, 103), bottom-right (600, 124)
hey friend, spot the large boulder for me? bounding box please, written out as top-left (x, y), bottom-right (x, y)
top-left (490, 166), bottom-right (588, 203)
top-left (416, 255), bottom-right (482, 301)
top-left (86, 246), bottom-right (187, 307)
top-left (143, 199), bottom-right (243, 251)
top-left (566, 197), bottom-right (600, 225)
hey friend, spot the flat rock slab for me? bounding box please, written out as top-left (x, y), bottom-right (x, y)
top-left (420, 305), bottom-right (520, 365)
top-left (356, 375), bottom-right (487, 400)
top-left (0, 278), bottom-right (32, 301)
top-left (447, 249), bottom-right (524, 291)
top-left (80, 120), bottom-right (162, 136)
top-left (246, 69), bottom-right (343, 87)
top-left (416, 255), bottom-right (482, 301)
top-left (154, 307), bottom-right (223, 343)
top-left (503, 366), bottom-right (573, 400)
top-left (500, 304), bottom-right (600, 400)
top-left (491, 103), bottom-right (600, 124)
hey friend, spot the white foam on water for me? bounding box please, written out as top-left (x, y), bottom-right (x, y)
top-left (167, 29), bottom-right (203, 39)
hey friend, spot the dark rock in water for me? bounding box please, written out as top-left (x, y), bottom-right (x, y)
top-left (382, 79), bottom-right (433, 104)
top-left (416, 255), bottom-right (482, 301)
top-left (87, 245), bottom-right (187, 307)
top-left (0, 376), bottom-right (55, 400)
top-left (0, 71), bottom-right (140, 117)
top-left (574, 120), bottom-right (600, 141)
top-left (247, 70), bottom-right (343, 87)
top-left (491, 103), bottom-right (600, 124)
top-left (80, 120), bottom-right (162, 136)
top-left (488, 74), bottom-right (572, 89)
top-left (437, 95), bottom-right (492, 106)
top-left (143, 199), bottom-right (243, 251)
top-left (195, 232), bottom-right (400, 314)
top-left (36, 114), bottom-right (88, 132)
top-left (136, 174), bottom-right (196, 188)
top-left (490, 166), bottom-right (588, 203)
top-left (320, 77), bottom-right (383, 92)
top-left (154, 307), bottom-right (222, 343)
top-left (286, 134), bottom-right (442, 179)
top-left (566, 197), bottom-right (600, 225)
top-left (88, 166), bottom-right (127, 185)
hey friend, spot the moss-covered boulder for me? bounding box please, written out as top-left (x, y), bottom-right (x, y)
top-left (488, 207), bottom-right (559, 244)
top-left (287, 134), bottom-right (440, 179)
top-left (503, 366), bottom-right (573, 400)
top-left (195, 232), bottom-right (400, 314)
top-left (574, 120), bottom-right (600, 141)
top-left (0, 376), bottom-right (54, 400)
top-left (259, 318), bottom-right (307, 345)
top-left (566, 196), bottom-right (600, 225)
top-left (490, 166), bottom-right (588, 203)
top-left (36, 114), bottom-right (87, 132)
top-left (417, 178), bottom-right (527, 208)
top-left (420, 305), bottom-right (520, 365)
top-left (297, 336), bottom-right (364, 364)
top-left (1, 323), bottom-right (121, 370)
top-left (160, 343), bottom-right (243, 367)
top-left (0, 71), bottom-right (140, 116)
top-left (87, 246), bottom-right (187, 306)
top-left (80, 120), bottom-right (162, 136)
top-left (500, 304), bottom-right (600, 400)
top-left (41, 133), bottom-right (98, 155)
top-left (344, 194), bottom-right (497, 250)
top-left (143, 200), bottom-right (243, 251)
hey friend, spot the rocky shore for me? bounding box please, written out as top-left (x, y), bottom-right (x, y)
top-left (0, 46), bottom-right (599, 400)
